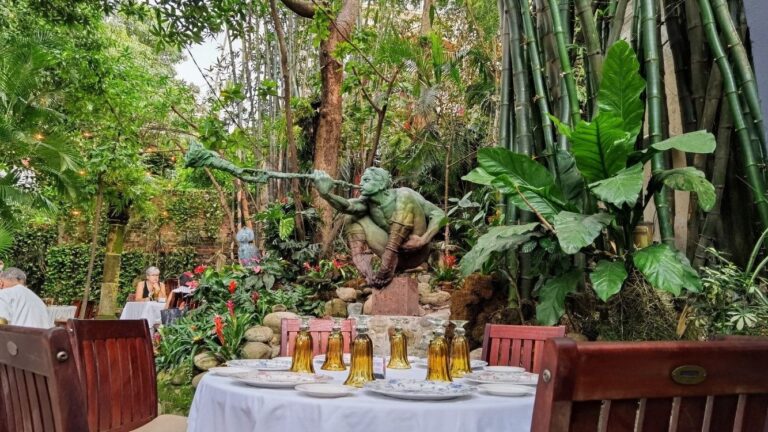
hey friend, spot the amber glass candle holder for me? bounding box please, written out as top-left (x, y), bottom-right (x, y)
top-left (322, 317), bottom-right (346, 371)
top-left (290, 316), bottom-right (315, 373)
top-left (387, 318), bottom-right (411, 369)
top-left (344, 315), bottom-right (374, 387)
top-left (449, 320), bottom-right (471, 378)
top-left (426, 318), bottom-right (452, 382)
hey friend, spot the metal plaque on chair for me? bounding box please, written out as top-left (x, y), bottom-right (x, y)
top-left (671, 365), bottom-right (707, 385)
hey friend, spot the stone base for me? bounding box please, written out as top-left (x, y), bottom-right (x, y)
top-left (370, 276), bottom-right (422, 316)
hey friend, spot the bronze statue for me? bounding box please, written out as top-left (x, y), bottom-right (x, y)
top-left (184, 139), bottom-right (446, 288)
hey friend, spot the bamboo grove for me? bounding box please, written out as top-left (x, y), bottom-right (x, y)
top-left (495, 0), bottom-right (767, 263)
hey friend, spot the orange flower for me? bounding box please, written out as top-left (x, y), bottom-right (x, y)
top-left (214, 315), bottom-right (225, 346)
top-left (228, 280), bottom-right (237, 294)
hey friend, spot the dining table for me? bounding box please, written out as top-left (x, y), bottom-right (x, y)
top-left (46, 305), bottom-right (77, 324)
top-left (118, 300), bottom-right (166, 326)
top-left (188, 358), bottom-right (536, 432)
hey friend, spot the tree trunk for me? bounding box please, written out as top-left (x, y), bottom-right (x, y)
top-left (79, 179), bottom-right (103, 319)
top-left (96, 206), bottom-right (129, 318)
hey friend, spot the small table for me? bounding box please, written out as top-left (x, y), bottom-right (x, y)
top-left (46, 305), bottom-right (77, 323)
top-left (188, 362), bottom-right (535, 432)
top-left (119, 301), bottom-right (165, 326)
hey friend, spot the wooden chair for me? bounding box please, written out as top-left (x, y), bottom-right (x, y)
top-left (72, 300), bottom-right (96, 319)
top-left (66, 319), bottom-right (186, 432)
top-left (481, 324), bottom-right (566, 372)
top-left (280, 318), bottom-right (356, 357)
top-left (531, 337), bottom-right (768, 431)
top-left (0, 325), bottom-right (88, 432)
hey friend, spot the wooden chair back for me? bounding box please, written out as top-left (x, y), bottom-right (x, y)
top-left (0, 325), bottom-right (88, 432)
top-left (163, 278), bottom-right (178, 297)
top-left (531, 337), bottom-right (768, 431)
top-left (72, 300), bottom-right (96, 319)
top-left (280, 318), bottom-right (356, 356)
top-left (66, 319), bottom-right (157, 432)
top-left (481, 324), bottom-right (566, 372)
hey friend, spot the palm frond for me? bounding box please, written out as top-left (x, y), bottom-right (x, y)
top-left (0, 222), bottom-right (13, 257)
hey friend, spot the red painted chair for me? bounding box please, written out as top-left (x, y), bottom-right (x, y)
top-left (531, 337), bottom-right (768, 431)
top-left (66, 319), bottom-right (187, 432)
top-left (0, 325), bottom-right (88, 432)
top-left (280, 318), bottom-right (356, 357)
top-left (481, 324), bottom-right (566, 372)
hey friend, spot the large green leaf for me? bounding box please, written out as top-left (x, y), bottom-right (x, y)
top-left (633, 244), bottom-right (702, 295)
top-left (651, 130), bottom-right (716, 153)
top-left (590, 260), bottom-right (628, 302)
top-left (536, 270), bottom-right (582, 325)
top-left (566, 114), bottom-right (634, 182)
top-left (654, 167), bottom-right (716, 211)
top-left (0, 223), bottom-right (12, 256)
top-left (460, 223), bottom-right (540, 276)
top-left (553, 211), bottom-right (614, 254)
top-left (554, 149), bottom-right (586, 205)
top-left (590, 163), bottom-right (644, 207)
top-left (477, 148), bottom-right (560, 197)
top-left (598, 40), bottom-right (646, 137)
top-left (462, 167), bottom-right (495, 186)
top-left (492, 175), bottom-right (561, 219)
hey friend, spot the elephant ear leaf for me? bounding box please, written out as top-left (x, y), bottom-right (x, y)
top-left (633, 244), bottom-right (702, 295)
top-left (590, 163), bottom-right (644, 207)
top-left (460, 223), bottom-right (540, 276)
top-left (598, 40), bottom-right (646, 138)
top-left (553, 211), bottom-right (614, 254)
top-left (569, 114), bottom-right (634, 183)
top-left (653, 167), bottom-right (716, 211)
top-left (590, 260), bottom-right (628, 302)
top-left (536, 270), bottom-right (582, 325)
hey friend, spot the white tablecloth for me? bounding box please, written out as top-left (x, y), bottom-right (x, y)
top-left (119, 301), bottom-right (165, 325)
top-left (46, 305), bottom-right (77, 323)
top-left (188, 361), bottom-right (535, 432)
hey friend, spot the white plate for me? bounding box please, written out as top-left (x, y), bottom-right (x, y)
top-left (364, 379), bottom-right (476, 400)
top-left (484, 366), bottom-right (525, 373)
top-left (477, 384), bottom-right (534, 397)
top-left (235, 372), bottom-right (333, 388)
top-left (463, 371), bottom-right (539, 386)
top-left (226, 359), bottom-right (292, 371)
top-left (208, 366), bottom-right (251, 377)
top-left (295, 383), bottom-right (357, 398)
top-left (413, 359), bottom-right (488, 369)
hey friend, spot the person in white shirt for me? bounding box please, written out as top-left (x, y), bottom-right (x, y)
top-left (0, 268), bottom-right (53, 328)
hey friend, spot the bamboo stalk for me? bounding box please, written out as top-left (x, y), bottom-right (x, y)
top-left (574, 0), bottom-right (603, 113)
top-left (693, 101), bottom-right (732, 267)
top-left (642, 0), bottom-right (675, 245)
top-left (710, 0), bottom-right (766, 154)
top-left (607, 0), bottom-right (630, 48)
top-left (519, 0), bottom-right (556, 157)
top-left (698, 0), bottom-right (768, 230)
top-left (506, 0), bottom-right (533, 154)
top-left (499, 0), bottom-right (512, 149)
top-left (547, 0), bottom-right (580, 126)
top-left (686, 0), bottom-right (709, 121)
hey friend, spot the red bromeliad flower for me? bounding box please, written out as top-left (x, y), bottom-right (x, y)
top-left (302, 262), bottom-right (312, 271)
top-left (214, 315), bottom-right (225, 346)
top-left (228, 280), bottom-right (237, 294)
top-left (251, 291), bottom-right (260, 304)
top-left (194, 265), bottom-right (206, 274)
top-left (442, 254), bottom-right (457, 269)
top-left (332, 259), bottom-right (343, 269)
top-left (226, 300), bottom-right (235, 317)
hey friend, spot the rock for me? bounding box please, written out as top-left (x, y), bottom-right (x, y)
top-left (244, 325), bottom-right (274, 343)
top-left (363, 298), bottom-right (372, 314)
top-left (192, 372), bottom-right (207, 388)
top-left (424, 308), bottom-right (451, 321)
top-left (469, 347), bottom-right (483, 360)
top-left (336, 287), bottom-right (358, 302)
top-left (263, 311), bottom-right (300, 333)
top-left (567, 332), bottom-right (589, 342)
top-left (271, 345), bottom-right (281, 358)
top-left (241, 341), bottom-right (272, 359)
top-left (270, 334), bottom-right (281, 346)
top-left (346, 278), bottom-right (367, 289)
top-left (272, 304), bottom-right (287, 312)
top-left (417, 274), bottom-right (432, 284)
top-left (193, 352), bottom-right (220, 371)
top-left (420, 290), bottom-right (451, 306)
top-left (170, 369), bottom-right (189, 386)
top-left (325, 298), bottom-right (348, 317)
top-left (418, 282), bottom-right (432, 297)
top-left (348, 302), bottom-right (363, 316)
top-left (362, 288), bottom-right (372, 295)
top-left (370, 277), bottom-right (421, 316)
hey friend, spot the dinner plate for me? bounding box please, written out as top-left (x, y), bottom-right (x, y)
top-left (484, 366), bottom-right (525, 373)
top-left (364, 379), bottom-right (475, 400)
top-left (295, 383), bottom-right (357, 398)
top-left (477, 384), bottom-right (534, 397)
top-left (235, 371), bottom-right (333, 388)
top-left (208, 366), bottom-right (251, 377)
top-left (412, 359), bottom-right (488, 369)
top-left (226, 359), bottom-right (292, 371)
top-left (462, 371), bottom-right (539, 386)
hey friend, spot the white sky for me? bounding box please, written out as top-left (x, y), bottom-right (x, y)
top-left (173, 36), bottom-right (221, 93)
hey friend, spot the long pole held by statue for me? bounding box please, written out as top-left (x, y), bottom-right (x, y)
top-left (184, 139), bottom-right (360, 189)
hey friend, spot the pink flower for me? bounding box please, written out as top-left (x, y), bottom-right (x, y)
top-left (187, 280), bottom-right (199, 290)
top-left (194, 265), bottom-right (206, 274)
top-left (226, 300), bottom-right (235, 317)
top-left (251, 265), bottom-right (262, 274)
top-left (303, 262), bottom-right (312, 270)
top-left (332, 259), bottom-right (343, 269)
top-left (251, 291), bottom-right (260, 304)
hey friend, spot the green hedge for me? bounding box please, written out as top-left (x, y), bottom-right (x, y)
top-left (2, 225), bottom-right (58, 292)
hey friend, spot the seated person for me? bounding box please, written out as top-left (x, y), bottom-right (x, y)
top-left (0, 267), bottom-right (52, 328)
top-left (166, 271), bottom-right (196, 310)
top-left (134, 266), bottom-right (166, 302)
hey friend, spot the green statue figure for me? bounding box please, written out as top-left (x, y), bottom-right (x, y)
top-left (183, 139), bottom-right (446, 288)
top-left (313, 168), bottom-right (446, 288)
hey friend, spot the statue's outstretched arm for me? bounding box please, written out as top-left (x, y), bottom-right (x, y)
top-left (313, 171), bottom-right (366, 215)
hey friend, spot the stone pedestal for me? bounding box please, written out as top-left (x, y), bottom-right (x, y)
top-left (370, 276), bottom-right (422, 316)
